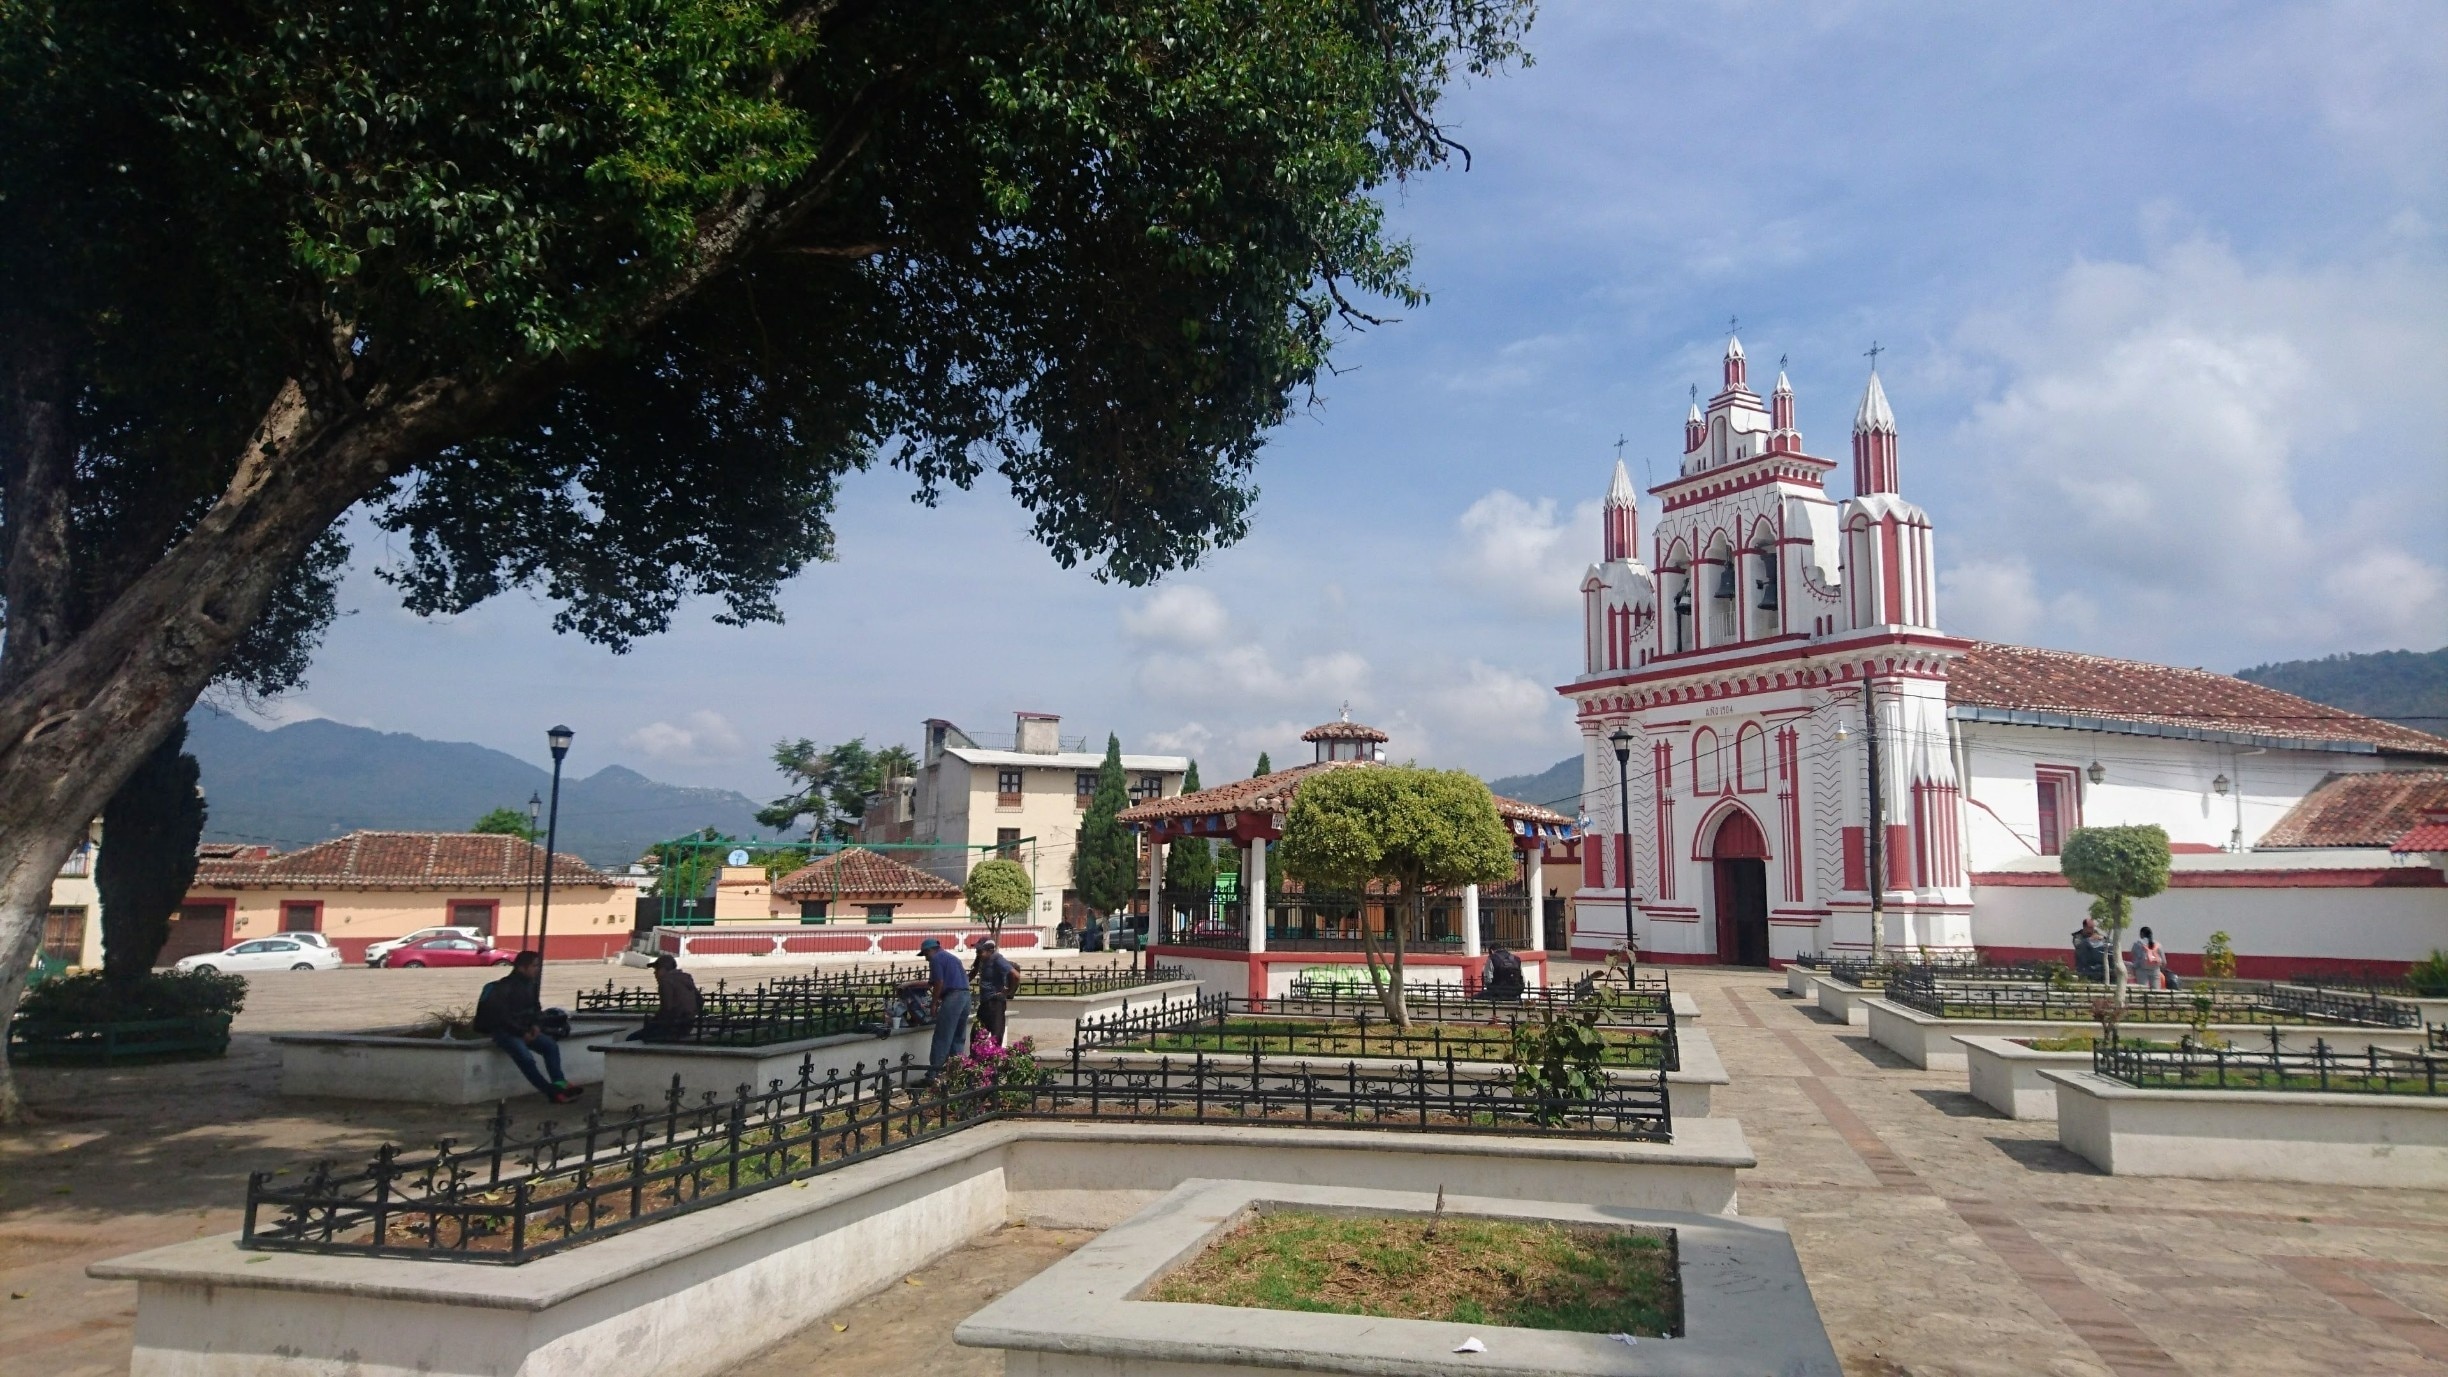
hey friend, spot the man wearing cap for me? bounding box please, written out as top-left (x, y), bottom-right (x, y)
top-left (970, 939), bottom-right (1019, 1045)
top-left (917, 937), bottom-right (971, 1086)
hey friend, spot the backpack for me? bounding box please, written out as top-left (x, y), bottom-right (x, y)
top-left (1489, 947), bottom-right (1523, 982)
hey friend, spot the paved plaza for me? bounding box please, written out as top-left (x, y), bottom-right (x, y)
top-left (4, 961), bottom-right (2445, 1375)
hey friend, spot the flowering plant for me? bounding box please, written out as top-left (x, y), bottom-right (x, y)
top-left (943, 1030), bottom-right (1048, 1108)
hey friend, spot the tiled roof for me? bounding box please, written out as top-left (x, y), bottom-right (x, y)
top-left (193, 831), bottom-right (613, 888)
top-left (2259, 772), bottom-right (2448, 849)
top-left (1301, 718), bottom-right (1390, 743)
top-left (1117, 760), bottom-right (1570, 829)
top-left (1948, 643), bottom-right (2448, 758)
top-left (773, 847), bottom-right (963, 899)
top-left (2393, 822), bottom-right (2448, 854)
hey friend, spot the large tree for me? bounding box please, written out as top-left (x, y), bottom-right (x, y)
top-left (1071, 734), bottom-right (1139, 923)
top-left (1274, 764), bottom-right (1515, 1026)
top-left (757, 737), bottom-right (918, 839)
top-left (0, 0), bottom-right (1530, 1120)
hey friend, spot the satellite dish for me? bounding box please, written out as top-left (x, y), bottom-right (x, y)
top-left (726, 848), bottom-right (750, 867)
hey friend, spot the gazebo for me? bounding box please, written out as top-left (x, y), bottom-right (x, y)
top-left (1117, 712), bottom-right (1574, 999)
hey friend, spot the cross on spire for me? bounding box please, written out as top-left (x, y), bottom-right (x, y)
top-left (1864, 340), bottom-right (1884, 371)
top-left (1727, 314), bottom-right (1739, 336)
top-left (1778, 353), bottom-right (1788, 371)
top-left (1613, 433), bottom-right (1627, 461)
top-left (1688, 383), bottom-right (1698, 405)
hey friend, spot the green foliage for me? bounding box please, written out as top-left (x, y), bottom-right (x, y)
top-left (2060, 825), bottom-right (2172, 938)
top-left (1165, 762), bottom-right (1217, 893)
top-left (756, 738), bottom-right (916, 838)
top-left (19, 968), bottom-right (247, 1024)
top-left (97, 721), bottom-right (206, 988)
top-left (646, 828), bottom-right (737, 898)
top-left (1509, 991), bottom-right (1613, 1127)
top-left (2236, 647), bottom-right (2448, 733)
top-left (2202, 930), bottom-right (2237, 982)
top-left (1254, 752), bottom-right (1274, 777)
top-left (1071, 735), bottom-right (1138, 917)
top-left (2409, 950), bottom-right (2448, 998)
top-left (470, 806), bottom-right (540, 842)
top-left (964, 858), bottom-right (1034, 930)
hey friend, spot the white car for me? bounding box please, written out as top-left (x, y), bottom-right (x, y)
top-left (365, 926), bottom-right (487, 966)
top-left (176, 936), bottom-right (346, 975)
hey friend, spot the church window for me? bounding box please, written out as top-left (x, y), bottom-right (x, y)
top-left (1692, 728), bottom-right (1722, 794)
top-left (1735, 724), bottom-right (1767, 793)
top-left (2034, 767), bottom-right (2082, 855)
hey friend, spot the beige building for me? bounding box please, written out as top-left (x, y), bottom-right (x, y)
top-left (899, 712), bottom-right (1188, 927)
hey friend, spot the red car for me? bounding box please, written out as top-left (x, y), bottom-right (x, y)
top-left (379, 934), bottom-right (515, 968)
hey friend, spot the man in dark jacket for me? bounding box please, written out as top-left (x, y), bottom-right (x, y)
top-left (625, 953), bottom-right (703, 1043)
top-left (970, 940), bottom-right (1019, 1045)
top-left (474, 951), bottom-right (579, 1102)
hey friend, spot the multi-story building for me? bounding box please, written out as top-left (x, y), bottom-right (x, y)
top-left (903, 711), bottom-right (1187, 928)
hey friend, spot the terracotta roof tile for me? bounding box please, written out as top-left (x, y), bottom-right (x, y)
top-left (773, 847), bottom-right (963, 899)
top-left (194, 831), bottom-right (613, 888)
top-left (1117, 760), bottom-right (1570, 829)
top-left (1301, 718), bottom-right (1390, 742)
top-left (2393, 821), bottom-right (2448, 854)
top-left (2259, 772), bottom-right (2448, 848)
top-left (1949, 643), bottom-right (2448, 758)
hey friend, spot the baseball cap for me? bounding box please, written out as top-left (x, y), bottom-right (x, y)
top-left (919, 937), bottom-right (942, 953)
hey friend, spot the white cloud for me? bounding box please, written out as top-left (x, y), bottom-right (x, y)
top-left (1448, 491), bottom-right (1602, 613)
top-left (624, 710), bottom-right (746, 763)
top-left (1136, 644), bottom-right (1370, 710)
top-left (1942, 235), bottom-right (2448, 661)
top-left (1118, 585), bottom-right (1230, 647)
top-left (1423, 661), bottom-right (1564, 750)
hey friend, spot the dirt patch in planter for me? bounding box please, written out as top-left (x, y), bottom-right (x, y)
top-left (1147, 1206), bottom-right (1680, 1336)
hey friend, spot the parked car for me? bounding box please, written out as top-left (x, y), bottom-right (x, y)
top-left (363, 926), bottom-right (485, 966)
top-left (286, 931), bottom-right (334, 950)
top-left (176, 937), bottom-right (345, 975)
top-left (377, 934), bottom-right (515, 969)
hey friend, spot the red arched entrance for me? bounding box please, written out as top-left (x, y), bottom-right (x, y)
top-left (1708, 809), bottom-right (1771, 967)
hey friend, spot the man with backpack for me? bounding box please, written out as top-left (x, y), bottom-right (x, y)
top-left (1482, 944), bottom-right (1526, 1001)
top-left (970, 938), bottom-right (1020, 1045)
top-left (473, 951), bottom-right (581, 1103)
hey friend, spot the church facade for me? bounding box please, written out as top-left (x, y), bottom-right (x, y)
top-left (1558, 337), bottom-right (2448, 968)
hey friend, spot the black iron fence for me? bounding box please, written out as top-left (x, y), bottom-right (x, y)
top-left (1156, 882), bottom-right (1519, 953)
top-left (1886, 967), bottom-right (2420, 1028)
top-left (1010, 965), bottom-right (1189, 997)
top-left (1075, 992), bottom-right (1678, 1072)
top-left (1826, 954), bottom-right (2042, 988)
top-left (243, 1041), bottom-right (1674, 1265)
top-left (568, 965), bottom-right (1198, 1046)
top-left (1281, 973), bottom-right (1675, 1028)
top-left (2093, 1031), bottom-right (2446, 1096)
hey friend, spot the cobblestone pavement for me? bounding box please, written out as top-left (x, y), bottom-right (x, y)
top-left (6, 959), bottom-right (2445, 1375)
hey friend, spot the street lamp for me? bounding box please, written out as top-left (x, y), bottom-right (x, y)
top-left (519, 792), bottom-right (542, 947)
top-left (2086, 760), bottom-right (2106, 785)
top-left (1607, 726), bottom-right (1635, 959)
top-left (534, 726), bottom-right (573, 995)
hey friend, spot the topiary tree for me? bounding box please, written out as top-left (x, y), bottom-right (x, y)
top-left (2061, 824), bottom-right (2171, 1002)
top-left (96, 721), bottom-right (206, 991)
top-left (1275, 765), bottom-right (1516, 1027)
top-left (1071, 735), bottom-right (1138, 925)
top-left (963, 858), bottom-right (1034, 938)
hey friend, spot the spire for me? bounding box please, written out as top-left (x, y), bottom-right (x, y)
top-left (1684, 392), bottom-right (1705, 455)
top-left (1722, 332), bottom-right (1747, 390)
top-left (1769, 367), bottom-right (1797, 451)
top-left (1852, 366), bottom-right (1899, 494)
top-left (1603, 459), bottom-right (1638, 561)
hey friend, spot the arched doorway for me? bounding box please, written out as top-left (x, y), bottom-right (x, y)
top-left (1708, 808), bottom-right (1771, 967)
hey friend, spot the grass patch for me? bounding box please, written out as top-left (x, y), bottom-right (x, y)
top-left (1147, 1207), bottom-right (1679, 1336)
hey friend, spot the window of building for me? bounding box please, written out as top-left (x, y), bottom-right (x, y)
top-left (1076, 772), bottom-right (1096, 808)
top-left (996, 827), bottom-right (1022, 860)
top-left (1691, 727), bottom-right (1722, 794)
top-left (1735, 724), bottom-right (1767, 793)
top-left (997, 769), bottom-right (1024, 807)
top-left (2035, 766), bottom-right (2082, 856)
top-left (1132, 774), bottom-right (1162, 802)
top-left (449, 900), bottom-right (495, 935)
top-left (863, 904), bottom-right (896, 923)
top-left (40, 906), bottom-right (85, 963)
top-left (280, 901), bottom-right (321, 933)
top-left (799, 900), bottom-right (829, 923)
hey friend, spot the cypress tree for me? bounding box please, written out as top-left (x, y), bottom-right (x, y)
top-left (97, 722), bottom-right (208, 990)
top-left (1253, 751), bottom-right (1272, 776)
top-left (1071, 734), bottom-right (1138, 918)
top-left (1164, 762), bottom-right (1216, 893)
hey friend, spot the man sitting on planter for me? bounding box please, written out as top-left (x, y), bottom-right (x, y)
top-left (474, 951), bottom-right (581, 1103)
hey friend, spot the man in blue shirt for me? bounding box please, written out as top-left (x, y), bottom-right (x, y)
top-left (917, 937), bottom-right (971, 1087)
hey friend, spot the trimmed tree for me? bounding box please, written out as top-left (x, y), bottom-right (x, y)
top-left (963, 858), bottom-right (1034, 938)
top-left (2061, 824), bottom-right (2172, 1003)
top-left (1071, 735), bottom-right (1138, 925)
top-left (96, 721), bottom-right (206, 990)
top-left (1253, 752), bottom-right (1273, 777)
top-left (0, 2), bottom-right (1531, 1120)
top-left (1275, 765), bottom-right (1515, 1027)
top-left (1163, 762), bottom-right (1216, 895)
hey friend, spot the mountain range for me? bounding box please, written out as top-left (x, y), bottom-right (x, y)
top-left (1485, 645), bottom-right (2448, 817)
top-left (186, 708), bottom-right (776, 868)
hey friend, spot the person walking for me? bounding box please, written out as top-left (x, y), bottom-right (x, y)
top-left (2130, 926), bottom-right (2168, 991)
top-left (2072, 915), bottom-right (2109, 983)
top-left (916, 937), bottom-right (971, 1087)
top-left (625, 953), bottom-right (702, 1042)
top-left (474, 951), bottom-right (580, 1103)
top-left (971, 939), bottom-right (1019, 1046)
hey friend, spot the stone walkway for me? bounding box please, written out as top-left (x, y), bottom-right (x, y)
top-left (5, 961), bottom-right (2446, 1375)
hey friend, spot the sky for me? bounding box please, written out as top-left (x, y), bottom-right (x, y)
top-left (246, 0), bottom-right (2448, 805)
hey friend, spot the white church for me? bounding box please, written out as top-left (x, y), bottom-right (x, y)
top-left (1558, 336), bottom-right (2448, 978)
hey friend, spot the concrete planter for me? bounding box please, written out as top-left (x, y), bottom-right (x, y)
top-left (1003, 978), bottom-right (1204, 1051)
top-left (1955, 1035), bottom-right (2091, 1119)
top-left (591, 1026), bottom-right (935, 1108)
top-left (272, 1019), bottom-right (631, 1104)
top-left (1862, 998), bottom-right (2433, 1072)
top-left (1785, 965), bottom-right (1821, 998)
top-left (90, 1117), bottom-right (1757, 1377)
top-left (2046, 1070), bottom-right (2448, 1186)
top-left (1813, 977), bottom-right (1876, 1026)
top-left (956, 1177), bottom-right (1839, 1377)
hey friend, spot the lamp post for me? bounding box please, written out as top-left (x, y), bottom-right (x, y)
top-left (1835, 683), bottom-right (1888, 966)
top-left (1607, 726), bottom-right (1635, 959)
top-left (534, 726), bottom-right (573, 995)
top-left (519, 791), bottom-right (541, 946)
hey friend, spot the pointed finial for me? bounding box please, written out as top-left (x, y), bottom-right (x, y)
top-left (1339, 699), bottom-right (1350, 722)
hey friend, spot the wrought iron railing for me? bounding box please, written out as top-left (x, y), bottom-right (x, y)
top-left (1075, 993), bottom-right (1678, 1072)
top-left (243, 1042), bottom-right (1674, 1265)
top-left (1281, 974), bottom-right (1675, 1027)
top-left (2093, 1032), bottom-right (2445, 1096)
top-left (1009, 965), bottom-right (1189, 997)
top-left (2430, 1022), bottom-right (2445, 1053)
top-left (1885, 967), bottom-right (2420, 1027)
top-left (1826, 954), bottom-right (2044, 988)
top-left (569, 965), bottom-right (1196, 1046)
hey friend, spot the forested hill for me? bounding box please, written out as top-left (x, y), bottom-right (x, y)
top-left (2235, 646), bottom-right (2448, 736)
top-left (1487, 755), bottom-right (1584, 814)
top-left (185, 708), bottom-right (774, 868)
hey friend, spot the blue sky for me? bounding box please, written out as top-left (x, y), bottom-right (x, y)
top-left (254, 0), bottom-right (2448, 803)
